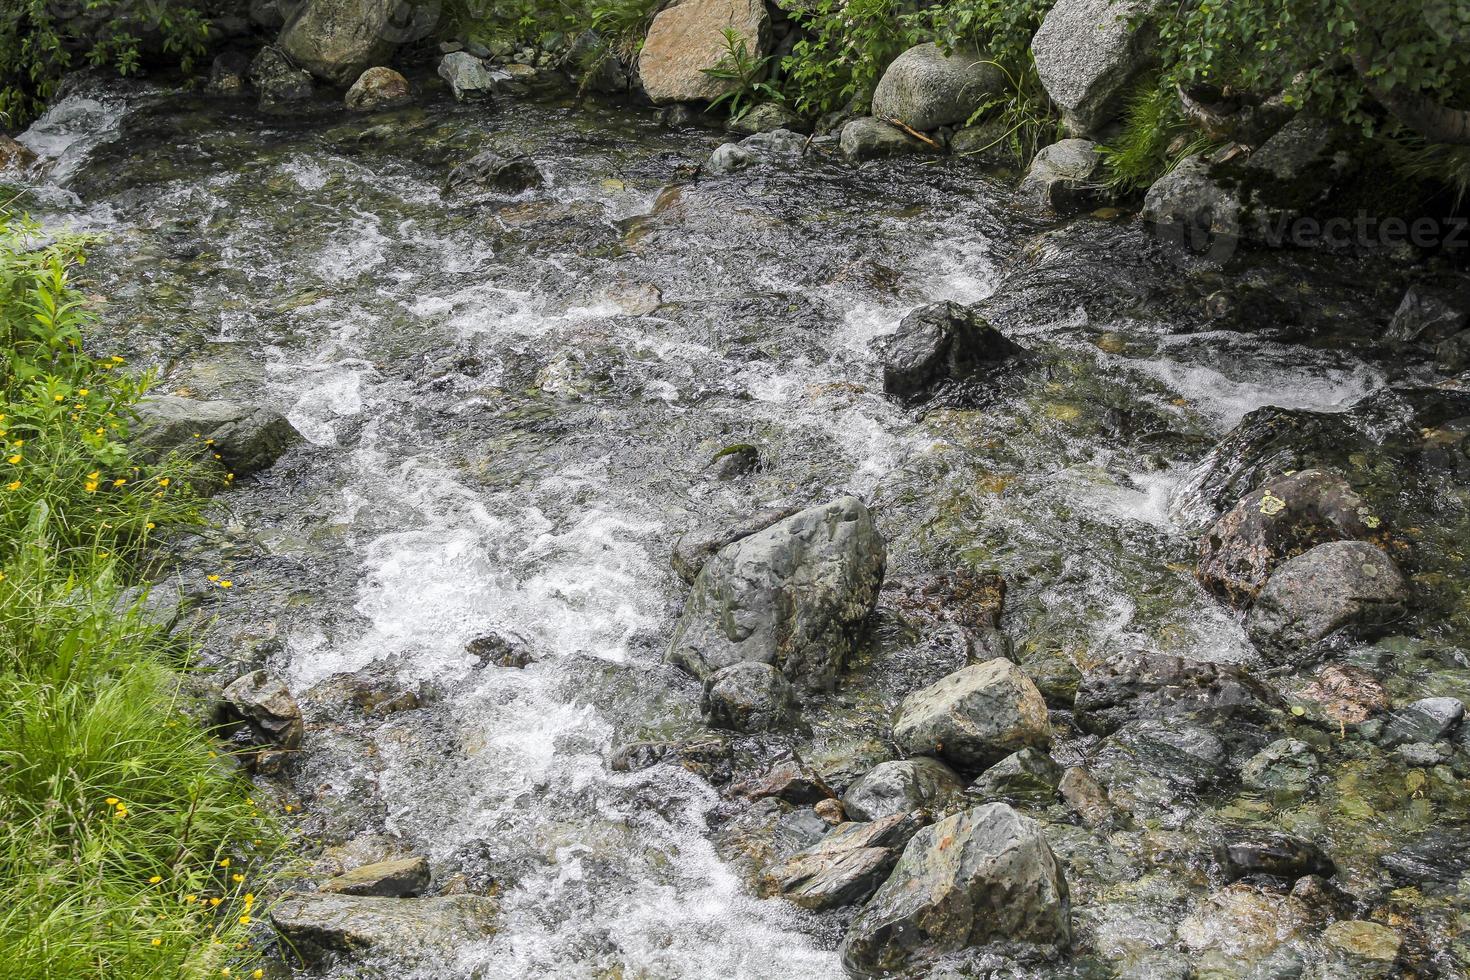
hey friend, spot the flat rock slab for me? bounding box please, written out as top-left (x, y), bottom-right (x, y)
top-left (271, 892), bottom-right (497, 965)
top-left (319, 855), bottom-right (431, 897)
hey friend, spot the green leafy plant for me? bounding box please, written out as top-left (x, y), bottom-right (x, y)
top-left (703, 27), bottom-right (782, 120)
top-left (958, 54), bottom-right (1064, 164)
top-left (0, 0), bottom-right (210, 126)
top-left (1098, 77), bottom-right (1216, 191)
top-left (782, 0), bottom-right (922, 117)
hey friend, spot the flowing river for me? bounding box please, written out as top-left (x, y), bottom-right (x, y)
top-left (13, 74), bottom-right (1470, 979)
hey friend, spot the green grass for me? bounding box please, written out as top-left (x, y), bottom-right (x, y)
top-left (0, 212), bottom-right (281, 978)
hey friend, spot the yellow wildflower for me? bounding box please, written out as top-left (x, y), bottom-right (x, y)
top-left (105, 797), bottom-right (118, 806)
top-left (6, 455), bottom-right (19, 464)
top-left (238, 914), bottom-right (251, 925)
top-left (148, 875), bottom-right (162, 884)
top-left (151, 938), bottom-right (162, 947)
top-left (231, 873), bottom-right (244, 883)
top-left (209, 897), bottom-right (222, 907)
top-left (113, 478), bottom-right (126, 487)
top-left (5, 481), bottom-right (20, 491)
top-left (218, 858), bottom-right (230, 868)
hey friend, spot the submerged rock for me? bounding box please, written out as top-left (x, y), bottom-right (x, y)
top-left (446, 149), bottom-right (545, 195)
top-left (891, 659), bottom-right (1052, 771)
top-left (1019, 138), bottom-right (1103, 213)
top-left (248, 46), bottom-right (314, 107)
top-left (1197, 469), bottom-right (1380, 606)
top-left (270, 892), bottom-right (497, 965)
top-left (839, 117), bottom-right (934, 161)
top-left (701, 662), bottom-right (798, 733)
top-left (134, 394), bottom-right (302, 476)
top-left (764, 811), bottom-right (926, 911)
top-left (221, 670), bottom-right (304, 749)
top-left (841, 757), bottom-right (964, 821)
top-left (1073, 649), bottom-right (1278, 736)
top-left (1379, 696), bottom-right (1464, 748)
top-left (1032, 0), bottom-right (1160, 134)
top-left (345, 66), bottom-right (411, 110)
top-left (638, 0), bottom-right (770, 104)
top-left (667, 496), bottom-right (885, 691)
top-left (1216, 828), bottom-right (1335, 883)
top-left (871, 43), bottom-right (1005, 132)
top-left (1240, 738), bottom-right (1320, 795)
top-left (1246, 541), bottom-right (1409, 660)
top-left (606, 733), bottom-right (731, 782)
top-left (1293, 664), bottom-right (1389, 725)
top-left (319, 855), bottom-right (431, 897)
top-left (279, 0), bottom-right (398, 85)
top-left (879, 301), bottom-right (1024, 400)
top-left (841, 804), bottom-right (1070, 973)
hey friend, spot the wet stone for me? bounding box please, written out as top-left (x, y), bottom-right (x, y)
top-left (1058, 766), bottom-right (1114, 828)
top-left (1293, 665), bottom-right (1388, 725)
top-left (762, 811), bottom-right (926, 911)
top-left (221, 670), bottom-right (303, 749)
top-left (892, 658), bottom-right (1052, 772)
top-left (1379, 696), bottom-right (1465, 747)
top-left (1322, 920), bottom-right (1402, 964)
top-left (446, 149), bottom-right (545, 195)
top-left (1380, 827), bottom-right (1470, 886)
top-left (606, 733), bottom-right (732, 783)
top-left (466, 632), bottom-right (536, 669)
top-left (1246, 541), bottom-right (1409, 662)
top-left (345, 66), bottom-right (411, 111)
top-left (248, 46), bottom-right (313, 107)
top-left (269, 892), bottom-right (497, 965)
top-left (879, 301), bottom-right (1024, 401)
top-left (134, 394), bottom-right (302, 477)
top-left (319, 855), bottom-right (432, 897)
top-left (1073, 649), bottom-right (1278, 736)
top-left (735, 759), bottom-right (835, 805)
top-left (1215, 828), bottom-right (1335, 883)
top-left (1241, 738), bottom-right (1320, 796)
top-left (841, 757), bottom-right (964, 821)
top-left (1387, 284), bottom-right (1470, 345)
top-left (701, 662), bottom-right (797, 733)
top-left (669, 506), bottom-right (797, 585)
top-left (969, 747), bottom-right (1063, 805)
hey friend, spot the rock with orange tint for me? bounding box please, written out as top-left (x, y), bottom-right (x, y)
top-left (637, 0), bottom-right (769, 105)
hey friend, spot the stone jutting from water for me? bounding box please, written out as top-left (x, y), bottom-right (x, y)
top-left (763, 810), bottom-right (927, 911)
top-left (839, 117), bottom-right (935, 161)
top-left (871, 43), bottom-right (1006, 132)
top-left (1019, 138), bottom-right (1104, 214)
top-left (841, 803), bottom-right (1071, 974)
top-left (445, 149), bottom-right (545, 195)
top-left (1197, 468), bottom-right (1381, 606)
top-left (248, 46), bottom-right (314, 107)
top-left (278, 0), bottom-right (398, 85)
top-left (1073, 649), bottom-right (1279, 735)
top-left (221, 670), bottom-right (304, 749)
top-left (318, 855), bottom-right (432, 897)
top-left (133, 394), bottom-right (302, 477)
top-left (880, 300), bottom-right (1024, 400)
top-left (670, 506), bottom-right (797, 585)
top-left (969, 747), bottom-right (1064, 804)
top-left (345, 66), bottom-right (411, 110)
top-left (637, 0), bottom-right (770, 104)
top-left (891, 659), bottom-right (1052, 771)
top-left (438, 51), bottom-right (501, 101)
top-left (1031, 0), bottom-right (1161, 134)
top-left (701, 661), bottom-right (798, 732)
top-left (841, 757), bottom-right (965, 821)
top-left (1246, 540), bottom-right (1409, 661)
top-left (269, 892), bottom-right (498, 965)
top-left (667, 496), bottom-right (885, 691)
top-left (1215, 828), bottom-right (1335, 884)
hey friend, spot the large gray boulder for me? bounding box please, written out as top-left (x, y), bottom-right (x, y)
top-left (842, 757), bottom-right (965, 821)
top-left (1018, 138), bottom-right (1103, 213)
top-left (637, 0), bottom-right (770, 104)
top-left (667, 496), bottom-right (885, 691)
top-left (870, 43), bottom-right (1005, 132)
top-left (763, 811), bottom-right (926, 911)
top-left (269, 892), bottom-right (497, 965)
top-left (1246, 541), bottom-right (1409, 660)
top-left (438, 51), bottom-right (502, 101)
top-left (705, 128), bottom-right (807, 175)
top-left (892, 659), bottom-right (1052, 771)
top-left (1032, 0), bottom-right (1159, 134)
top-left (134, 394), bottom-right (302, 476)
top-left (841, 804), bottom-right (1071, 974)
top-left (701, 662), bottom-right (797, 732)
top-left (278, 0), bottom-right (398, 86)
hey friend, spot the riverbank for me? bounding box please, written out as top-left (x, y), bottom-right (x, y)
top-left (0, 214), bottom-right (283, 978)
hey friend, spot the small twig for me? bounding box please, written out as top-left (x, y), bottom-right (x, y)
top-left (879, 117), bottom-right (943, 150)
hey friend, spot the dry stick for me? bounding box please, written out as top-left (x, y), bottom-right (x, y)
top-left (879, 117), bottom-right (943, 150)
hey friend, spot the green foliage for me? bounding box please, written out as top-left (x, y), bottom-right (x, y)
top-left (783, 0), bottom-right (923, 117)
top-left (1098, 78), bottom-right (1214, 191)
top-left (960, 54), bottom-right (1064, 164)
top-left (1152, 0), bottom-right (1470, 138)
top-left (0, 0), bottom-right (210, 126)
top-left (918, 0), bottom-right (1054, 73)
top-left (1384, 134), bottom-right (1470, 207)
top-left (704, 28), bottom-right (782, 120)
top-left (0, 212), bottom-right (280, 978)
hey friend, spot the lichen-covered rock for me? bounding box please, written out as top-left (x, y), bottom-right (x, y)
top-left (841, 804), bottom-right (1071, 974)
top-left (269, 892), bottom-right (497, 965)
top-left (637, 0), bottom-right (770, 104)
top-left (1240, 738), bottom-right (1319, 795)
top-left (701, 662), bottom-right (798, 732)
top-left (879, 301), bottom-right (1024, 400)
top-left (1197, 469), bottom-right (1381, 606)
top-left (1032, 0), bottom-right (1160, 134)
top-left (839, 117), bottom-right (934, 161)
top-left (667, 496), bottom-right (885, 691)
top-left (891, 659), bottom-right (1052, 771)
top-left (438, 51), bottom-right (502, 101)
top-left (763, 811), bottom-right (926, 910)
top-left (221, 670), bottom-right (304, 749)
top-left (1073, 649), bottom-right (1278, 736)
top-left (248, 46), bottom-right (314, 107)
top-left (206, 51), bottom-right (252, 95)
top-left (446, 149), bottom-right (545, 195)
top-left (1246, 541), bottom-right (1409, 660)
top-left (1018, 138), bottom-right (1103, 213)
top-left (134, 394), bottom-right (302, 476)
top-left (345, 66), bottom-right (411, 110)
top-left (870, 43), bottom-right (1005, 132)
top-left (319, 855), bottom-right (431, 897)
top-left (841, 757), bottom-right (964, 821)
top-left (727, 101), bottom-right (805, 135)
top-left (278, 0), bottom-right (398, 85)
